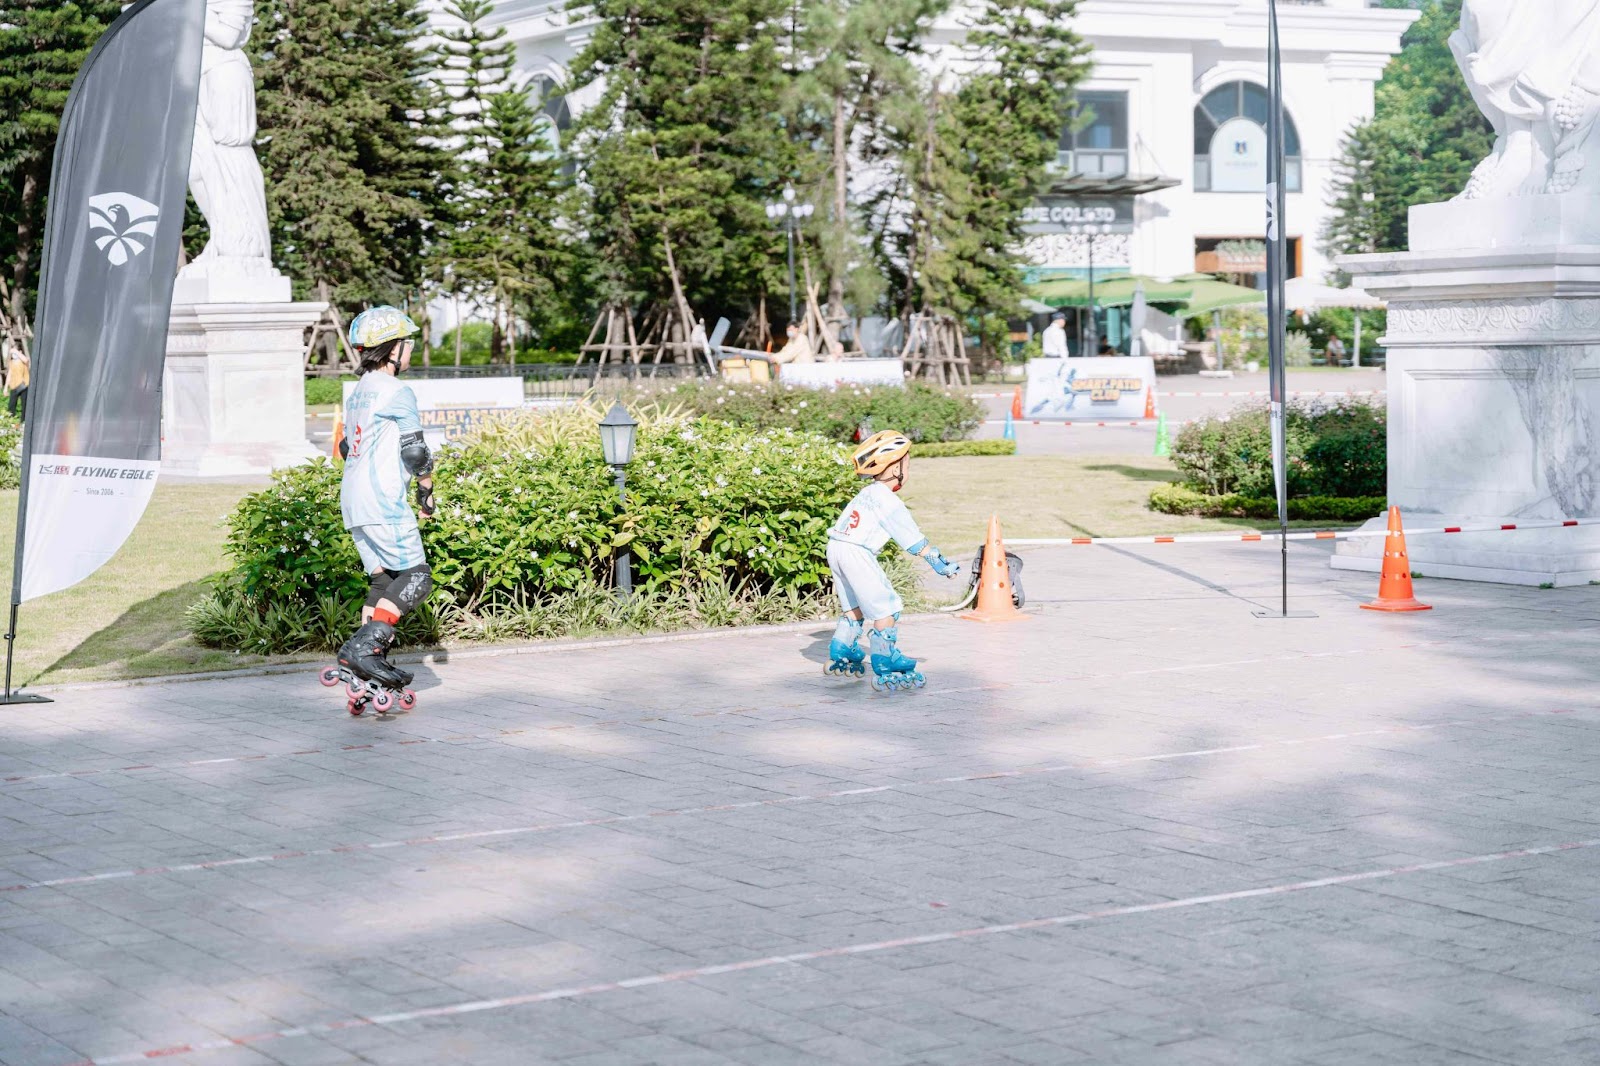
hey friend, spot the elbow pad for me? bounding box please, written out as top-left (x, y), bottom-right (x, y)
top-left (400, 431), bottom-right (433, 477)
top-left (904, 538), bottom-right (929, 556)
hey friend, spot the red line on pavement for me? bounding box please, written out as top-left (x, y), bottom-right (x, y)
top-left (72, 835), bottom-right (1600, 1065)
top-left (3, 708), bottom-right (1581, 896)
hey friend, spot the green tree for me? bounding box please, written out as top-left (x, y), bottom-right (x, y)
top-left (1323, 0), bottom-right (1491, 259)
top-left (790, 0), bottom-right (944, 321)
top-left (567, 0), bottom-right (795, 326)
top-left (0, 1), bottom-right (122, 332)
top-left (252, 0), bottom-right (454, 308)
top-left (888, 0), bottom-right (1088, 328)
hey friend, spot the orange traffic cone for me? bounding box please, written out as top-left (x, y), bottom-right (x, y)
top-left (331, 408), bottom-right (345, 459)
top-left (1143, 386), bottom-right (1156, 419)
top-left (962, 515), bottom-right (1027, 623)
top-left (1361, 506), bottom-right (1432, 613)
top-left (1010, 387), bottom-right (1023, 420)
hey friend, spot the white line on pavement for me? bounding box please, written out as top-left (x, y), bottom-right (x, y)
top-left (71, 833), bottom-right (1600, 1065)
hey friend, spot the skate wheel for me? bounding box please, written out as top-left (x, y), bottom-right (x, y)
top-left (347, 699), bottom-right (365, 717)
top-left (319, 667), bottom-right (341, 688)
top-left (372, 689), bottom-right (396, 714)
top-left (912, 673), bottom-right (926, 689)
top-left (399, 690), bottom-right (417, 710)
top-left (346, 681), bottom-right (365, 700)
top-left (870, 675), bottom-right (889, 693)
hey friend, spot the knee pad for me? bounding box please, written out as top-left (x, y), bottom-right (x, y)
top-left (386, 564), bottom-right (433, 615)
top-left (365, 571), bottom-right (393, 611)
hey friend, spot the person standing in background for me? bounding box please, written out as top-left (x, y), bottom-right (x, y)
top-left (6, 344), bottom-right (29, 420)
top-left (1041, 312), bottom-right (1069, 358)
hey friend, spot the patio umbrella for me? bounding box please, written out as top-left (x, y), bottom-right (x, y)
top-left (1281, 277), bottom-right (1385, 366)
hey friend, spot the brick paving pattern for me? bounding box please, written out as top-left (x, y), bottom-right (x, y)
top-left (0, 543), bottom-right (1596, 1064)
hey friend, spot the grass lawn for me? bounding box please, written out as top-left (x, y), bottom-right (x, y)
top-left (901, 453), bottom-right (1350, 550)
top-left (0, 453), bottom-right (1356, 687)
top-left (0, 481), bottom-right (310, 687)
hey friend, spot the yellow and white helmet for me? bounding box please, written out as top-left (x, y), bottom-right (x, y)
top-left (348, 306), bottom-right (420, 351)
top-left (852, 430), bottom-right (912, 477)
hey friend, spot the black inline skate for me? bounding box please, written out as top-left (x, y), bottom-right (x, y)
top-left (321, 620), bottom-right (417, 716)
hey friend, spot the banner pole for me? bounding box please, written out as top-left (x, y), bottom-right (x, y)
top-left (4, 383), bottom-right (51, 704)
top-left (1255, 0), bottom-right (1312, 621)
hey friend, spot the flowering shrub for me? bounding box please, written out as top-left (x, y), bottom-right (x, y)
top-left (190, 402), bottom-right (926, 652)
top-left (657, 380), bottom-right (983, 443)
top-left (1170, 399), bottom-right (1386, 498)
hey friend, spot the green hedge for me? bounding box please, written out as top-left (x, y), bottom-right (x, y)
top-left (305, 375), bottom-right (354, 407)
top-left (0, 408), bottom-right (20, 490)
top-left (662, 380), bottom-right (983, 444)
top-left (1149, 484), bottom-right (1386, 522)
top-left (189, 403), bottom-right (928, 653)
top-left (1172, 399), bottom-right (1385, 498)
top-left (912, 439), bottom-right (1015, 458)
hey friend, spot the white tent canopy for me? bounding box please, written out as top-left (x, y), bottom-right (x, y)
top-left (1283, 277), bottom-right (1385, 311)
top-left (1283, 277), bottom-right (1385, 366)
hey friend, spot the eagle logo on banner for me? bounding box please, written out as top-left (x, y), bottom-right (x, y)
top-left (88, 192), bottom-right (161, 267)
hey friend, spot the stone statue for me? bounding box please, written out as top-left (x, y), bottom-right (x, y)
top-left (178, 0), bottom-right (282, 294)
top-left (1451, 0), bottom-right (1600, 198)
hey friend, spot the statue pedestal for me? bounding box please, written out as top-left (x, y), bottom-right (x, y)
top-left (163, 301), bottom-right (324, 478)
top-left (1337, 193), bottom-right (1600, 586)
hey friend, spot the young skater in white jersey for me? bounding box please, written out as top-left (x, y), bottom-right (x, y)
top-left (327, 306), bottom-right (437, 710)
top-left (826, 431), bottom-right (961, 690)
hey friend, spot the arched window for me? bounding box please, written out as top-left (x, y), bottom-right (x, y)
top-left (1194, 81), bottom-right (1301, 193)
top-left (530, 74), bottom-right (571, 151)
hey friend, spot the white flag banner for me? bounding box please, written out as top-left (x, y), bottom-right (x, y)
top-left (15, 0), bottom-right (206, 602)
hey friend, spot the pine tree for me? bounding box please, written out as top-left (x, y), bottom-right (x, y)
top-left (0, 1), bottom-right (122, 332)
top-left (567, 0), bottom-right (795, 322)
top-left (433, 0), bottom-right (520, 359)
top-left (790, 0), bottom-right (944, 321)
top-left (251, 0), bottom-right (454, 308)
top-left (1322, 0), bottom-right (1492, 259)
top-left (889, 0), bottom-right (1089, 325)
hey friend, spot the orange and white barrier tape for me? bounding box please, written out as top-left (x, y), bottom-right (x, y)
top-left (983, 419), bottom-right (1194, 429)
top-left (1008, 518), bottom-right (1600, 548)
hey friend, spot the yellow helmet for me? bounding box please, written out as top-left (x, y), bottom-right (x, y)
top-left (852, 431), bottom-right (912, 477)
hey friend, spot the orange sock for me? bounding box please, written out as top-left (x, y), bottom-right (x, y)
top-left (373, 607), bottom-right (400, 625)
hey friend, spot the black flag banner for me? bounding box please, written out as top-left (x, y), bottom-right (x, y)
top-left (14, 0), bottom-right (206, 605)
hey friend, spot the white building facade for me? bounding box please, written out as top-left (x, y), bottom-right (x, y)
top-left (433, 0), bottom-right (1415, 298)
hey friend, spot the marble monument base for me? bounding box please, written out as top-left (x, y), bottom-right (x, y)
top-left (163, 301), bottom-right (325, 478)
top-left (1337, 192), bottom-right (1600, 585)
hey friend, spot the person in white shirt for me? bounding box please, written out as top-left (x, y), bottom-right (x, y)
top-left (328, 306), bottom-right (437, 711)
top-left (825, 431), bottom-right (961, 690)
top-left (1041, 312), bottom-right (1069, 359)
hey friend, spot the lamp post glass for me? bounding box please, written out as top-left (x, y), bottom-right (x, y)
top-left (598, 401), bottom-right (639, 596)
top-left (599, 401), bottom-right (638, 468)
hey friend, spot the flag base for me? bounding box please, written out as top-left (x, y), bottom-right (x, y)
top-left (1252, 609), bottom-right (1318, 620)
top-left (0, 692), bottom-right (53, 705)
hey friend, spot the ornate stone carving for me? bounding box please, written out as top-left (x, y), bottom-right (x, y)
top-left (1451, 1), bottom-right (1600, 199)
top-left (1387, 298), bottom-right (1600, 343)
top-left (178, 0), bottom-right (285, 295)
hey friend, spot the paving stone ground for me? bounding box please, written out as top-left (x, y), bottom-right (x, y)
top-left (0, 541), bottom-right (1596, 1065)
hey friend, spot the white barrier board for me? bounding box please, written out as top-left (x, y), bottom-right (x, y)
top-left (779, 360), bottom-right (905, 389)
top-left (344, 377), bottom-right (524, 448)
top-left (1023, 357), bottom-right (1156, 420)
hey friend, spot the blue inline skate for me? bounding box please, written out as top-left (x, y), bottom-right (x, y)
top-left (869, 626), bottom-right (925, 692)
top-left (825, 617), bottom-right (867, 678)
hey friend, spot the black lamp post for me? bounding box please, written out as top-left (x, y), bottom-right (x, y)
top-left (1071, 222), bottom-right (1113, 354)
top-left (598, 400), bottom-right (639, 596)
top-left (765, 185), bottom-right (814, 323)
